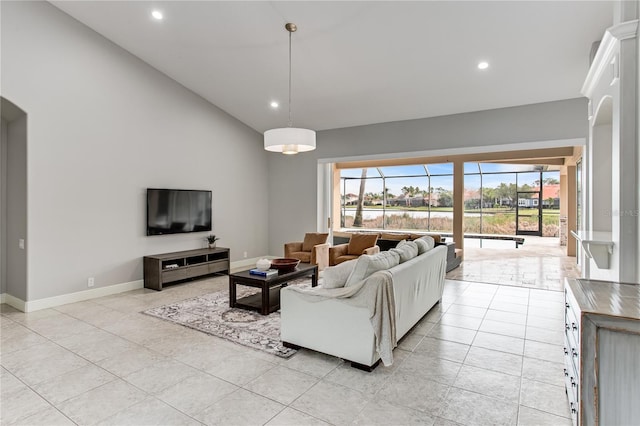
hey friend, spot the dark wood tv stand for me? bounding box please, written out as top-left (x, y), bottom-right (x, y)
top-left (143, 247), bottom-right (230, 290)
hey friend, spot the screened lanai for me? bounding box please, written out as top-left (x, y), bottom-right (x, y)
top-left (339, 162), bottom-right (562, 244)
top-left (331, 146), bottom-right (584, 268)
top-left (331, 146), bottom-right (582, 288)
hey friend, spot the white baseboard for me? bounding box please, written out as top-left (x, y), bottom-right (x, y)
top-left (230, 256), bottom-right (277, 272)
top-left (2, 257), bottom-right (279, 313)
top-left (1, 293), bottom-right (26, 312)
top-left (1, 280), bottom-right (144, 313)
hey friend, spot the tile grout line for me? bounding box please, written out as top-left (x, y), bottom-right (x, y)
top-left (514, 286), bottom-right (531, 426)
top-left (2, 276), bottom-right (572, 425)
top-left (1, 279), bottom-right (260, 425)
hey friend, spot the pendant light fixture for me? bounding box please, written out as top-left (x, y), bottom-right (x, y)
top-left (264, 23), bottom-right (316, 155)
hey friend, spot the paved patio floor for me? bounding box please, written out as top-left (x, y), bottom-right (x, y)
top-left (446, 236), bottom-right (580, 291)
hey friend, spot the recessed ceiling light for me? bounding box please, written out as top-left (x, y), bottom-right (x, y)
top-left (270, 101), bottom-right (279, 108)
top-left (151, 10), bottom-right (163, 20)
top-left (477, 61), bottom-right (489, 70)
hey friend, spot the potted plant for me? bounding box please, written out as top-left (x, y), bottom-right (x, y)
top-left (206, 234), bottom-right (220, 249)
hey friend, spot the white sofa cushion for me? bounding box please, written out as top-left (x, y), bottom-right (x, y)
top-left (414, 236), bottom-right (435, 254)
top-left (391, 240), bottom-right (418, 263)
top-left (322, 259), bottom-right (357, 289)
top-left (345, 251), bottom-right (400, 287)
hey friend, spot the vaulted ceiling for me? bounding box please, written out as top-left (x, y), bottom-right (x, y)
top-left (50, 1), bottom-right (612, 133)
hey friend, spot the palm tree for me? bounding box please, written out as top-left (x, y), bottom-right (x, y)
top-left (383, 187), bottom-right (394, 206)
top-left (405, 186), bottom-right (419, 196)
top-left (353, 169), bottom-right (367, 227)
top-left (400, 185), bottom-right (421, 206)
top-left (422, 186), bottom-right (433, 206)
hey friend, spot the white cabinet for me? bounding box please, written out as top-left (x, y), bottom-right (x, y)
top-left (564, 278), bottom-right (640, 426)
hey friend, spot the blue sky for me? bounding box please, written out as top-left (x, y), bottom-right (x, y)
top-left (341, 163), bottom-right (559, 196)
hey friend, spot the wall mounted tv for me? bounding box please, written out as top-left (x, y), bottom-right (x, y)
top-left (146, 188), bottom-right (212, 236)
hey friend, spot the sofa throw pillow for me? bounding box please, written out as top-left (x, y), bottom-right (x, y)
top-left (391, 240), bottom-right (419, 263)
top-left (345, 251), bottom-right (400, 287)
top-left (410, 233), bottom-right (442, 244)
top-left (420, 235), bottom-right (435, 250)
top-left (322, 259), bottom-right (357, 289)
top-left (302, 232), bottom-right (329, 252)
top-left (347, 233), bottom-right (379, 255)
top-left (414, 236), bottom-right (435, 255)
top-left (413, 238), bottom-right (429, 255)
top-left (389, 246), bottom-right (410, 263)
top-left (398, 239), bottom-right (419, 251)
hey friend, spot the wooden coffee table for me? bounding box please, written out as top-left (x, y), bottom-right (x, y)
top-left (229, 263), bottom-right (318, 315)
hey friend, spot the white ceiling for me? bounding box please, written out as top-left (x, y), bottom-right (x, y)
top-left (50, 1), bottom-right (612, 133)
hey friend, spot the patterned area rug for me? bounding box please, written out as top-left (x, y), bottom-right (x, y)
top-left (143, 279), bottom-right (312, 358)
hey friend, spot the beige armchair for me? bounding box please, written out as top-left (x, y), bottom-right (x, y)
top-left (284, 232), bottom-right (330, 271)
top-left (329, 233), bottom-right (380, 266)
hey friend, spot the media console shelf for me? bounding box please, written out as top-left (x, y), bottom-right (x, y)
top-left (143, 247), bottom-right (230, 290)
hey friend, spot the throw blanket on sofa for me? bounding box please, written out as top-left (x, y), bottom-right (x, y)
top-left (286, 270), bottom-right (397, 366)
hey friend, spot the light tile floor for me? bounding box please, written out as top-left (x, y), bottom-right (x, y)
top-left (446, 236), bottom-right (580, 291)
top-left (1, 276), bottom-right (571, 426)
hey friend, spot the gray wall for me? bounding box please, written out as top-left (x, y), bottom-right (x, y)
top-left (637, 0), bottom-right (640, 273)
top-left (0, 119), bottom-right (6, 295)
top-left (1, 1), bottom-right (269, 301)
top-left (5, 115), bottom-right (28, 301)
top-left (268, 98), bottom-right (589, 255)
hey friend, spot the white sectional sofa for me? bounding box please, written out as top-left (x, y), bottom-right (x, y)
top-left (280, 240), bottom-right (447, 370)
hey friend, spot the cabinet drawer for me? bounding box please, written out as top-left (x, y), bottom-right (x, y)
top-left (565, 303), bottom-right (580, 346)
top-left (208, 260), bottom-right (228, 273)
top-left (186, 263), bottom-right (211, 278)
top-left (568, 400), bottom-right (579, 426)
top-left (564, 358), bottom-right (579, 401)
top-left (564, 332), bottom-right (580, 381)
top-left (564, 341), bottom-right (579, 420)
top-left (162, 268), bottom-right (187, 283)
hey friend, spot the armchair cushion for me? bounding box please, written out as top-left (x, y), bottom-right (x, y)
top-left (334, 255), bottom-right (358, 264)
top-left (285, 239), bottom-right (329, 271)
top-left (288, 251), bottom-right (311, 263)
top-left (347, 233), bottom-right (379, 255)
top-left (284, 242), bottom-right (303, 256)
top-left (363, 246), bottom-right (381, 256)
top-left (329, 243), bottom-right (349, 266)
top-left (380, 232), bottom-right (411, 241)
top-left (302, 232), bottom-right (329, 252)
top-left (329, 238), bottom-right (381, 266)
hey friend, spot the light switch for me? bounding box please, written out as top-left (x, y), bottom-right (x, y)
top-left (18, 239), bottom-right (24, 250)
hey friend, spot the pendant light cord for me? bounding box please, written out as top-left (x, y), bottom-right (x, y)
top-left (288, 29), bottom-right (293, 128)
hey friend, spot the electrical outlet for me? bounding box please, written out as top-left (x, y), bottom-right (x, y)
top-left (243, 251), bottom-right (248, 258)
top-left (18, 239), bottom-right (25, 250)
top-left (88, 277), bottom-right (95, 287)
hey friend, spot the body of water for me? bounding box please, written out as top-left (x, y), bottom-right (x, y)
top-left (343, 210), bottom-right (481, 219)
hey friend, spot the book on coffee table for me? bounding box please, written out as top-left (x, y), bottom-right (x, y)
top-left (249, 268), bottom-right (278, 277)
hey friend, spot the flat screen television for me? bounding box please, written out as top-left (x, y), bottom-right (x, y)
top-left (146, 188), bottom-right (212, 236)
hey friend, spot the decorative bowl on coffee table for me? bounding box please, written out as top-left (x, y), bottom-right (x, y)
top-left (270, 258), bottom-right (300, 273)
